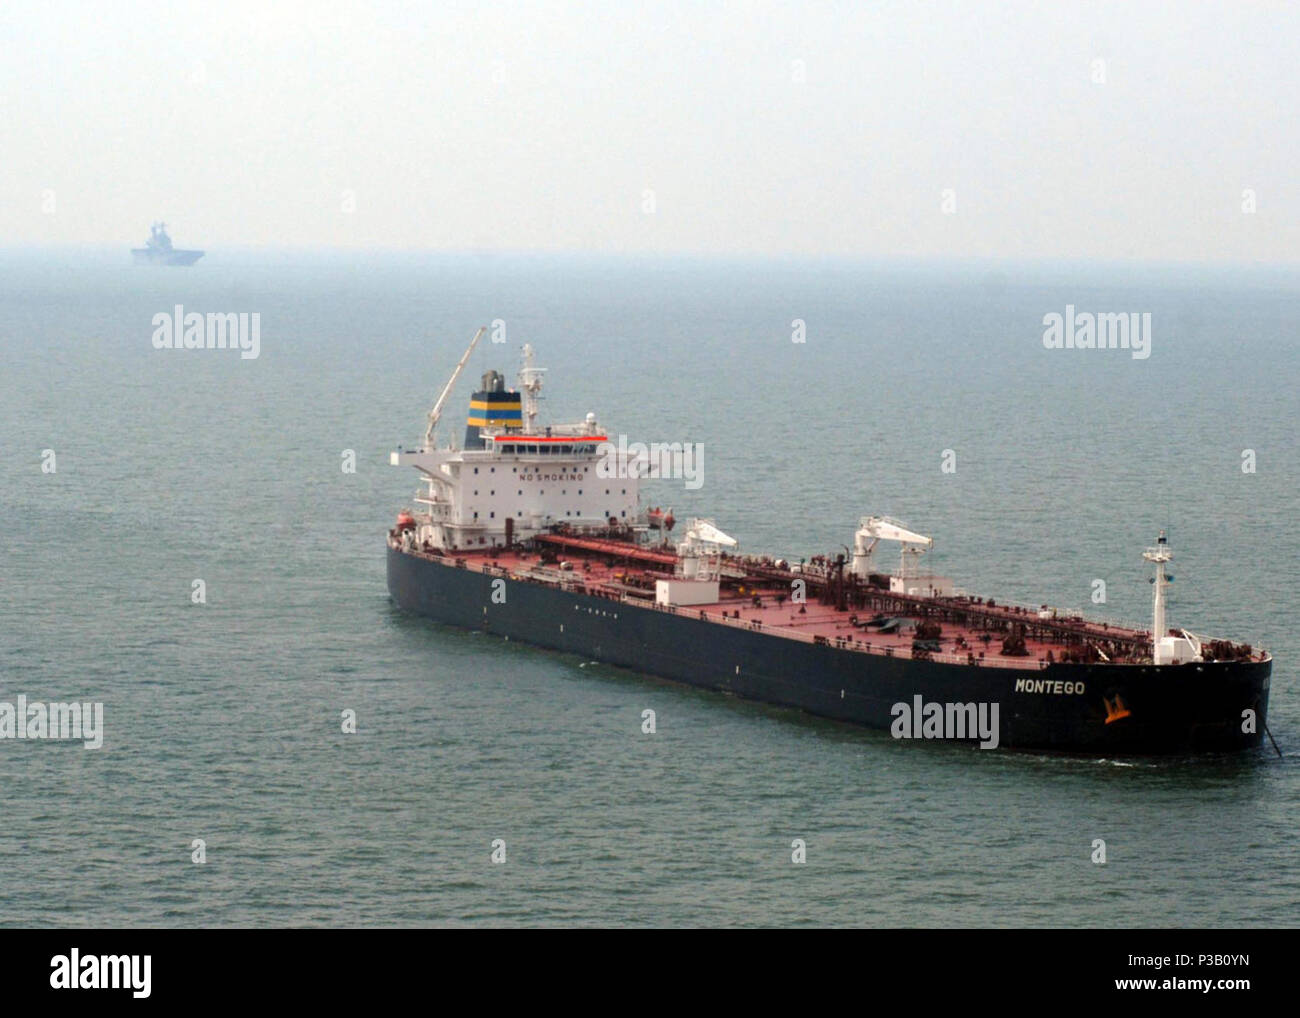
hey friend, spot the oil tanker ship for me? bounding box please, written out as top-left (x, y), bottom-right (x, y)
top-left (387, 330), bottom-right (1272, 753)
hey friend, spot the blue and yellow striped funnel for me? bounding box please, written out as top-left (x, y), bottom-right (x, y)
top-left (463, 370), bottom-right (523, 448)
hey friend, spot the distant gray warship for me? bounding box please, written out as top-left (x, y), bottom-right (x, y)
top-left (131, 222), bottom-right (204, 266)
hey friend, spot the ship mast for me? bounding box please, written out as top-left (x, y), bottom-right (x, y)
top-left (1143, 530), bottom-right (1173, 645)
top-left (518, 343), bottom-right (546, 435)
top-left (424, 326), bottom-right (487, 449)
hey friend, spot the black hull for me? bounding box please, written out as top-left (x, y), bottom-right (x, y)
top-left (387, 546), bottom-right (1271, 754)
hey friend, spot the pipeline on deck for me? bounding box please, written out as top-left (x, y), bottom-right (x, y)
top-left (534, 531), bottom-right (679, 567)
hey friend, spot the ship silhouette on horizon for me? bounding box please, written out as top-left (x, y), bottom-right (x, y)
top-left (131, 222), bottom-right (203, 266)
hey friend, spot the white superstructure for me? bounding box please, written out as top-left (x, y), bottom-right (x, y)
top-left (391, 333), bottom-right (641, 552)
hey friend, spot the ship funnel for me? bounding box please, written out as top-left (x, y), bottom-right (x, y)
top-left (463, 370), bottom-right (523, 449)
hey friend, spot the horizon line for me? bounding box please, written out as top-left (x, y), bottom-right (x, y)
top-left (2, 243), bottom-right (1299, 273)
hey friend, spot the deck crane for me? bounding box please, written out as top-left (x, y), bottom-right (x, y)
top-left (850, 515), bottom-right (933, 580)
top-left (677, 518), bottom-right (738, 582)
top-left (423, 326), bottom-right (487, 450)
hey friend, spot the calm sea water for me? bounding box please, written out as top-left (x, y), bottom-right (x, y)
top-left (1, 249), bottom-right (1297, 927)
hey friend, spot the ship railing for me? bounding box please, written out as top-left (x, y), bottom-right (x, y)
top-left (632, 596), bottom-right (1052, 669)
top-left (943, 593), bottom-right (1151, 637)
top-left (395, 548), bottom-right (1150, 660)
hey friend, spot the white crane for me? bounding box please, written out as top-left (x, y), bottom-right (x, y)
top-left (682, 518), bottom-right (737, 549)
top-left (850, 515), bottom-right (933, 579)
top-left (423, 326), bottom-right (487, 449)
top-left (677, 518), bottom-right (737, 582)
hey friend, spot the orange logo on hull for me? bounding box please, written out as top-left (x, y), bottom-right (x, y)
top-left (1103, 695), bottom-right (1132, 724)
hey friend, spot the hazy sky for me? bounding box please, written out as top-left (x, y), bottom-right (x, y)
top-left (2, 1), bottom-right (1296, 261)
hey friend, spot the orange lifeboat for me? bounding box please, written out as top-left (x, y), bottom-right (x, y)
top-left (396, 510), bottom-right (416, 532)
top-left (647, 507), bottom-right (676, 532)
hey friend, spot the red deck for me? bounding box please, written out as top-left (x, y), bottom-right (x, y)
top-left (399, 542), bottom-right (1177, 670)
